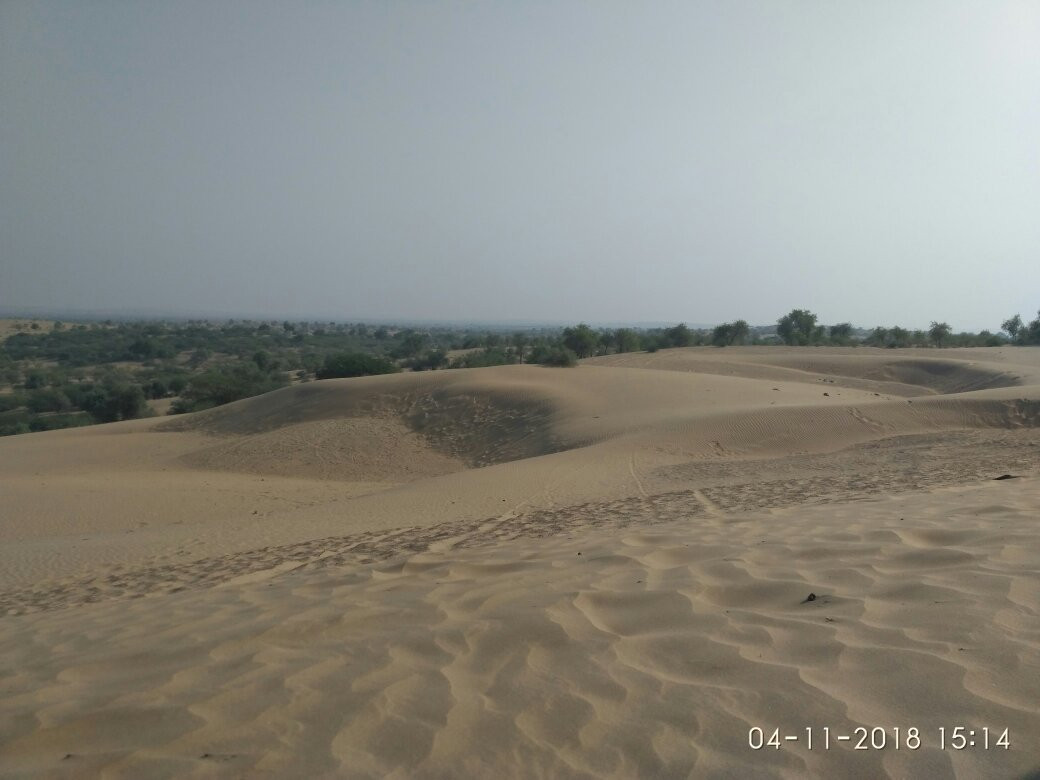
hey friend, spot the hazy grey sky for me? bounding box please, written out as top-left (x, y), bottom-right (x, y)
top-left (2, 1), bottom-right (1038, 330)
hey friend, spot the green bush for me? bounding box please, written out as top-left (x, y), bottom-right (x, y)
top-left (25, 389), bottom-right (72, 414)
top-left (536, 347), bottom-right (578, 367)
top-left (172, 364), bottom-right (287, 413)
top-left (315, 353), bottom-right (400, 380)
top-left (28, 412), bottom-right (93, 432)
top-left (0, 394), bottom-right (26, 413)
top-left (407, 349), bottom-right (449, 371)
top-left (450, 347), bottom-right (517, 369)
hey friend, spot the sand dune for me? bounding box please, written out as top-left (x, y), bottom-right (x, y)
top-left (1, 347), bottom-right (1038, 778)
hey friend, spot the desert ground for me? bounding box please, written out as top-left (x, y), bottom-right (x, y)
top-left (0, 346), bottom-right (1038, 779)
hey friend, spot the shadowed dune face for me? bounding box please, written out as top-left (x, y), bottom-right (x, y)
top-left (159, 370), bottom-right (573, 476)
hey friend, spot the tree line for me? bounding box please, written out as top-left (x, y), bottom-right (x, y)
top-left (1, 308), bottom-right (1037, 436)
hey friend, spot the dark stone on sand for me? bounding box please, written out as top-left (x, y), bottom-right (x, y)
top-left (803, 593), bottom-right (817, 603)
top-left (993, 474), bottom-right (1020, 481)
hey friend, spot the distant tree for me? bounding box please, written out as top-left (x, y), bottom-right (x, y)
top-left (711, 320), bottom-right (749, 347)
top-left (865, 326), bottom-right (888, 347)
top-left (392, 330), bottom-right (427, 359)
top-left (537, 347), bottom-right (578, 367)
top-left (171, 365), bottom-right (287, 413)
top-left (776, 309), bottom-right (818, 345)
top-left (189, 348), bottom-right (211, 368)
top-left (562, 324), bottom-right (599, 358)
top-left (252, 350), bottom-right (273, 372)
top-left (888, 326), bottom-right (911, 348)
top-left (451, 347), bottom-right (517, 368)
top-left (663, 323), bottom-right (695, 348)
top-left (711, 324), bottom-right (733, 347)
top-left (977, 330), bottom-right (1005, 347)
top-left (1002, 314), bottom-right (1023, 343)
top-left (511, 332), bottom-right (527, 364)
top-left (613, 328), bottom-right (641, 353)
top-left (74, 381), bottom-right (147, 422)
top-left (0, 393), bottom-right (26, 413)
top-left (23, 370), bottom-right (47, 390)
top-left (929, 321), bottom-right (952, 347)
top-left (25, 389), bottom-right (72, 414)
top-left (731, 320), bottom-right (750, 345)
top-left (408, 349), bottom-right (449, 371)
top-left (1024, 311), bottom-right (1040, 345)
top-left (828, 323), bottom-right (854, 345)
top-left (316, 353), bottom-right (399, 379)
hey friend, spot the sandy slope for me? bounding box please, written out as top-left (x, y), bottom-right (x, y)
top-left (0, 347), bottom-right (1038, 778)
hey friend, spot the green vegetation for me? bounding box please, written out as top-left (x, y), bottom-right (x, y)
top-left (531, 345), bottom-right (578, 367)
top-left (561, 324), bottom-right (600, 358)
top-left (0, 308), bottom-right (1034, 436)
top-left (171, 364), bottom-right (287, 413)
top-left (1001, 311), bottom-right (1040, 345)
top-left (711, 320), bottom-right (750, 347)
top-left (929, 321), bottom-right (952, 348)
top-left (777, 309), bottom-right (823, 346)
top-left (316, 353), bottom-right (400, 380)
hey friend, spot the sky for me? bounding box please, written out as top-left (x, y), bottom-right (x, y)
top-left (1, 1), bottom-right (1038, 331)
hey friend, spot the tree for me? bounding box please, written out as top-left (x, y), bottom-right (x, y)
top-left (170, 364), bottom-right (287, 413)
top-left (73, 381), bottom-right (147, 422)
top-left (663, 323), bottom-right (694, 348)
top-left (711, 320), bottom-right (749, 347)
top-left (23, 370), bottom-right (47, 390)
top-left (252, 350), bottom-right (273, 371)
top-left (391, 330), bottom-right (427, 359)
top-left (25, 389), bottom-right (72, 414)
top-left (613, 328), bottom-right (641, 353)
top-left (1024, 311), bottom-right (1040, 345)
top-left (711, 324), bottom-right (733, 347)
top-left (888, 326), bottom-right (911, 348)
top-left (316, 353), bottom-right (400, 380)
top-left (777, 309), bottom-right (818, 345)
top-left (562, 324), bottom-right (598, 358)
top-left (929, 321), bottom-right (952, 348)
top-left (1002, 314), bottom-right (1023, 343)
top-left (537, 347), bottom-right (578, 367)
top-left (865, 327), bottom-right (888, 347)
top-left (408, 349), bottom-right (449, 371)
top-left (731, 320), bottom-right (750, 345)
top-left (829, 323), bottom-right (853, 345)
top-left (511, 332), bottom-right (527, 364)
